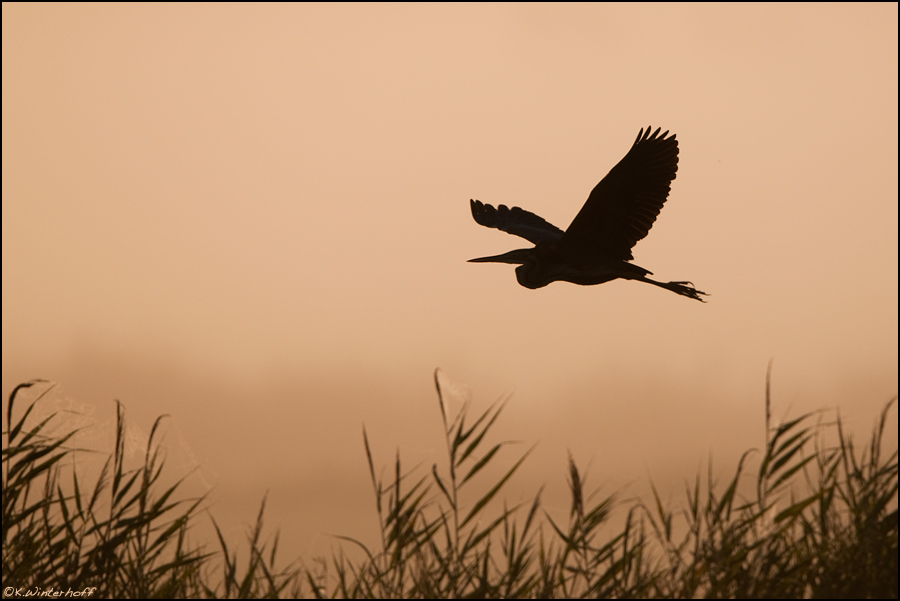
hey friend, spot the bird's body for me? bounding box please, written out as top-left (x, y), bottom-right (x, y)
top-left (469, 127), bottom-right (707, 302)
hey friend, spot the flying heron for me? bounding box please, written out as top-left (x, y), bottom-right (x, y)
top-left (469, 126), bottom-right (707, 302)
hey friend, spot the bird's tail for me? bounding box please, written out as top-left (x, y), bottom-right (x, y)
top-left (640, 276), bottom-right (708, 302)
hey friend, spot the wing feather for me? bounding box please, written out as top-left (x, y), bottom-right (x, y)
top-left (557, 127), bottom-right (679, 261)
top-left (470, 199), bottom-right (564, 245)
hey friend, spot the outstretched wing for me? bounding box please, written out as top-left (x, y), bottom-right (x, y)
top-left (557, 127), bottom-right (679, 261)
top-left (470, 199), bottom-right (564, 245)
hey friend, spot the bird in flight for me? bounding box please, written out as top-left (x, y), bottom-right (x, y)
top-left (468, 126), bottom-right (707, 302)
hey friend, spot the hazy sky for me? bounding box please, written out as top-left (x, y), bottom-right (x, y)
top-left (3, 3), bottom-right (897, 563)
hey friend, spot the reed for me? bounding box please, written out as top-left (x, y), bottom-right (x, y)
top-left (2, 372), bottom-right (896, 598)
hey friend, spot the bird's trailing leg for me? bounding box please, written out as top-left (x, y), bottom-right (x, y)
top-left (638, 276), bottom-right (708, 302)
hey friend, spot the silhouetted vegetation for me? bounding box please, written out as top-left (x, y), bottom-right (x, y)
top-left (3, 373), bottom-right (897, 598)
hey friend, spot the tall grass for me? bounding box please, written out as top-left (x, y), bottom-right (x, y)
top-left (2, 380), bottom-right (207, 597)
top-left (2, 373), bottom-right (897, 598)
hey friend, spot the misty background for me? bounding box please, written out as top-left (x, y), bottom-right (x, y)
top-left (3, 3), bottom-right (897, 562)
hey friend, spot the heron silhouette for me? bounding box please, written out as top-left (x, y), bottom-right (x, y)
top-left (469, 126), bottom-right (707, 302)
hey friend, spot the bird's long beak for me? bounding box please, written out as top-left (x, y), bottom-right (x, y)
top-left (468, 248), bottom-right (533, 264)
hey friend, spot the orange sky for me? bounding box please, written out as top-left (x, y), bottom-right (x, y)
top-left (3, 3), bottom-right (897, 563)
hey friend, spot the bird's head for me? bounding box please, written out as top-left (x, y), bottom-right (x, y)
top-left (467, 247), bottom-right (549, 289)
